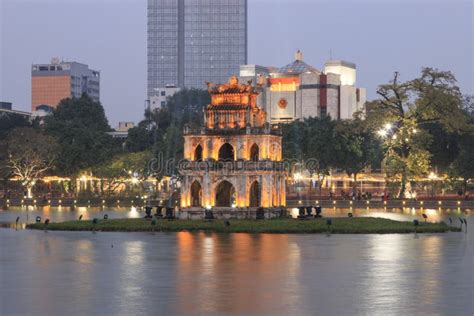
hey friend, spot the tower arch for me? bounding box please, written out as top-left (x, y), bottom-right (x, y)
top-left (250, 143), bottom-right (259, 161)
top-left (218, 143), bottom-right (235, 161)
top-left (190, 180), bottom-right (202, 207)
top-left (249, 180), bottom-right (261, 207)
top-left (194, 144), bottom-right (203, 161)
top-left (215, 180), bottom-right (236, 207)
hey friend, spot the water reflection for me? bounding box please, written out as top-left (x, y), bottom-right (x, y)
top-left (0, 210), bottom-right (472, 315)
top-left (174, 232), bottom-right (303, 315)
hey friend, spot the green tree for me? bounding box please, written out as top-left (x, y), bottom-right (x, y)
top-left (125, 88), bottom-right (210, 180)
top-left (333, 119), bottom-right (382, 193)
top-left (93, 151), bottom-right (153, 196)
top-left (0, 113), bottom-right (34, 193)
top-left (449, 132), bottom-right (474, 194)
top-left (281, 120), bottom-right (306, 160)
top-left (6, 127), bottom-right (59, 198)
top-left (366, 68), bottom-right (468, 198)
top-left (44, 94), bottom-right (120, 175)
top-left (304, 116), bottom-right (338, 180)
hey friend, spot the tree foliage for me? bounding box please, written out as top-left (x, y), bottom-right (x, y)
top-left (366, 68), bottom-right (469, 197)
top-left (332, 119), bottom-right (382, 191)
top-left (125, 88), bottom-right (210, 177)
top-left (282, 116), bottom-right (381, 191)
top-left (92, 151), bottom-right (153, 196)
top-left (6, 127), bottom-right (59, 197)
top-left (44, 94), bottom-right (120, 175)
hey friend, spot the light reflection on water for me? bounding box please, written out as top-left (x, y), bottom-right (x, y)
top-left (0, 208), bottom-right (472, 315)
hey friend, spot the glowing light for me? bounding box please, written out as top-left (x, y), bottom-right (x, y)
top-left (205, 205), bottom-right (212, 210)
top-left (131, 177), bottom-right (139, 184)
top-left (377, 129), bottom-right (387, 137)
top-left (102, 200), bottom-right (106, 204)
top-left (349, 201), bottom-right (353, 205)
top-left (402, 201), bottom-right (406, 205)
top-left (366, 200), bottom-right (370, 204)
top-left (457, 201), bottom-right (461, 205)
top-left (405, 138), bottom-right (409, 142)
top-left (412, 128), bottom-right (417, 133)
top-left (392, 134), bottom-right (397, 140)
top-left (298, 200), bottom-right (302, 204)
top-left (384, 123), bottom-right (392, 130)
top-left (231, 203), bottom-right (236, 208)
top-left (383, 201), bottom-right (387, 205)
top-left (74, 200), bottom-right (77, 204)
top-left (438, 201), bottom-right (442, 205)
top-left (420, 201), bottom-right (423, 205)
top-left (80, 175), bottom-right (87, 182)
top-left (117, 200), bottom-right (120, 204)
top-left (315, 200), bottom-right (319, 204)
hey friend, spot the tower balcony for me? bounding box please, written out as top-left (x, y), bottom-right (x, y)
top-left (179, 160), bottom-right (286, 173)
top-left (183, 125), bottom-right (282, 136)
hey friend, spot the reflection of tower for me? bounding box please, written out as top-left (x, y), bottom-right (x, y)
top-left (179, 76), bottom-right (286, 212)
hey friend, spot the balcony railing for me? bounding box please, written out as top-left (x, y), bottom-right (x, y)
top-left (179, 160), bottom-right (286, 172)
top-left (183, 125), bottom-right (282, 136)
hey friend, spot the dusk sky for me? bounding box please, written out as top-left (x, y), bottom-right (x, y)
top-left (1, 0), bottom-right (472, 126)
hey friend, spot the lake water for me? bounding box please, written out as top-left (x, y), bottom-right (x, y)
top-left (0, 207), bottom-right (472, 315)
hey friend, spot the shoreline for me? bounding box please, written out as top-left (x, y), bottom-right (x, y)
top-left (27, 217), bottom-right (461, 234)
top-left (2, 198), bottom-right (472, 209)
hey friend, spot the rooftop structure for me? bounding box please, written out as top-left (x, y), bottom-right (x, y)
top-left (239, 50), bottom-right (366, 123)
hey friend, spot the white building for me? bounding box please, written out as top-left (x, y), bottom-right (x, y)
top-left (239, 50), bottom-right (366, 124)
top-left (107, 122), bottom-right (135, 139)
top-left (149, 85), bottom-right (180, 110)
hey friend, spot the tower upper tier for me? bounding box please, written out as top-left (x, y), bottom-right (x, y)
top-left (205, 76), bottom-right (266, 129)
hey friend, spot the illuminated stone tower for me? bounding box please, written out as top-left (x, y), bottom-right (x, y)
top-left (180, 76), bottom-right (286, 215)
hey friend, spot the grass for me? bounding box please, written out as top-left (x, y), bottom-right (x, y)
top-left (27, 217), bottom-right (461, 234)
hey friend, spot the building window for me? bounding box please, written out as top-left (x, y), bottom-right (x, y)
top-left (161, 91), bottom-right (166, 96)
top-left (161, 101), bottom-right (166, 107)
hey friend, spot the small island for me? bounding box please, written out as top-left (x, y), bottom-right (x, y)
top-left (27, 217), bottom-right (460, 234)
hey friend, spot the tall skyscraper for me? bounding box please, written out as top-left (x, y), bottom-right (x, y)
top-left (31, 58), bottom-right (100, 111)
top-left (147, 0), bottom-right (247, 99)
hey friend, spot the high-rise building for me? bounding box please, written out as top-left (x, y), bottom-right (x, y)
top-left (31, 58), bottom-right (100, 111)
top-left (147, 0), bottom-right (247, 99)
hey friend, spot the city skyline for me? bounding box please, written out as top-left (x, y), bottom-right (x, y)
top-left (1, 0), bottom-right (472, 126)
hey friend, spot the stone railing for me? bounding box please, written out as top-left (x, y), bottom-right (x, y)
top-left (179, 160), bottom-right (286, 172)
top-left (183, 125), bottom-right (282, 136)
